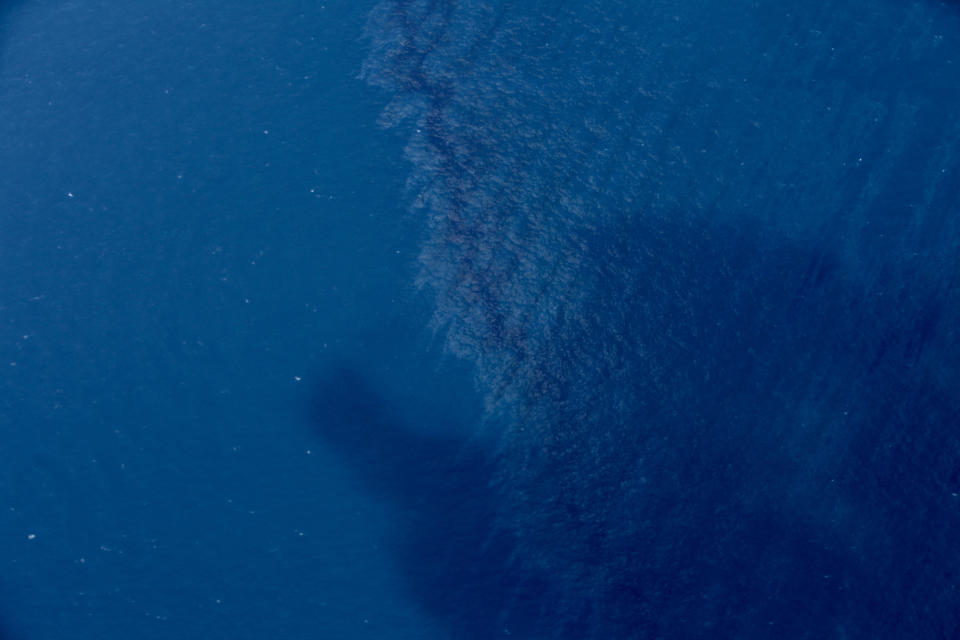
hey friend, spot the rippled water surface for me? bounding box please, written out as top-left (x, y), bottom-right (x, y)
top-left (1, 0), bottom-right (958, 638)
top-left (361, 0), bottom-right (960, 637)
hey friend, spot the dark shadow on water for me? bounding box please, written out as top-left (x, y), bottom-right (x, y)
top-left (309, 365), bottom-right (559, 639)
top-left (307, 203), bottom-right (960, 637)
top-left (348, 0), bottom-right (960, 634)
top-left (306, 360), bottom-right (890, 639)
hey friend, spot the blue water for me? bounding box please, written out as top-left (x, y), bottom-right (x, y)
top-left (1, 0), bottom-right (959, 638)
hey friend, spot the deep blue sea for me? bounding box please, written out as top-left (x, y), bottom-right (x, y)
top-left (1, 0), bottom-right (959, 638)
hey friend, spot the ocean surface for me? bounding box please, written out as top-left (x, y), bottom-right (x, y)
top-left (1, 0), bottom-right (959, 638)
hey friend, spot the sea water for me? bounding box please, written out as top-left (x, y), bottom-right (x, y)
top-left (1, 0), bottom-right (958, 638)
top-left (359, 0), bottom-right (960, 637)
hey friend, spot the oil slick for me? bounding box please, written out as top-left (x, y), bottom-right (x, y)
top-left (347, 0), bottom-right (960, 636)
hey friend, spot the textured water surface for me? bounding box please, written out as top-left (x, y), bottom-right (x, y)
top-left (1, 0), bottom-right (958, 638)
top-left (360, 0), bottom-right (960, 637)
